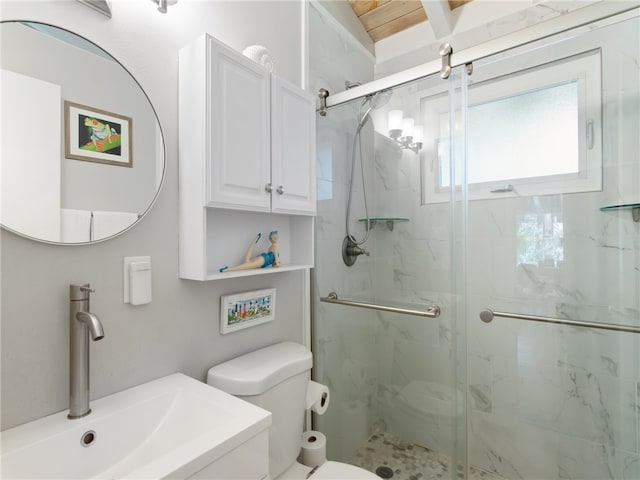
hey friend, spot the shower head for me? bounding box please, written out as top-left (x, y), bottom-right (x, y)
top-left (357, 88), bottom-right (393, 130)
top-left (369, 89), bottom-right (393, 110)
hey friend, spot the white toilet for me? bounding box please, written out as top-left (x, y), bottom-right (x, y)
top-left (207, 342), bottom-right (378, 480)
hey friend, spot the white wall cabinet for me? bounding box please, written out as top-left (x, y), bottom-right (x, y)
top-left (206, 36), bottom-right (272, 212)
top-left (270, 76), bottom-right (316, 215)
top-left (179, 33), bottom-right (315, 280)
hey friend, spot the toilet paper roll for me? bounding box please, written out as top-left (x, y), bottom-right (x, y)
top-left (300, 430), bottom-right (327, 467)
top-left (306, 380), bottom-right (330, 415)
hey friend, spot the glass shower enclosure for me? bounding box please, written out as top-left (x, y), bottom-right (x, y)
top-left (312, 9), bottom-right (639, 480)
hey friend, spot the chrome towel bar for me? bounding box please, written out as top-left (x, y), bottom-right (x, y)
top-left (480, 308), bottom-right (640, 334)
top-left (320, 292), bottom-right (440, 318)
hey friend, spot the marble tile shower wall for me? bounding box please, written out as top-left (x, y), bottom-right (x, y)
top-left (367, 135), bottom-right (460, 458)
top-left (309, 2), bottom-right (380, 463)
top-left (314, 113), bottom-right (460, 463)
top-left (464, 199), bottom-right (639, 480)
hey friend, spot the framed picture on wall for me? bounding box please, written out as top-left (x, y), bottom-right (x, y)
top-left (65, 101), bottom-right (132, 167)
top-left (220, 288), bottom-right (276, 334)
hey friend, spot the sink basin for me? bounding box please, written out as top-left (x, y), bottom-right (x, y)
top-left (1, 373), bottom-right (271, 479)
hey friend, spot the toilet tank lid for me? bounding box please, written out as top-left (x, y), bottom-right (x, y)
top-left (207, 342), bottom-right (312, 396)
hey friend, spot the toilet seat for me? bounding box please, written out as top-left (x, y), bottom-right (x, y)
top-left (311, 461), bottom-right (380, 479)
top-left (279, 461), bottom-right (379, 480)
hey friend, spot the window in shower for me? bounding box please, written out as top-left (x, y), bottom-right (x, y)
top-left (421, 49), bottom-right (602, 204)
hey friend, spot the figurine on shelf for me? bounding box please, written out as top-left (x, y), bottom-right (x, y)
top-left (219, 231), bottom-right (281, 273)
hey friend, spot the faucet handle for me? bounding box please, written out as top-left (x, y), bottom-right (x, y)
top-left (70, 283), bottom-right (94, 300)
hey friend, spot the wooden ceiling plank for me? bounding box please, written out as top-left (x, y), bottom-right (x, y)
top-left (349, 0), bottom-right (395, 17)
top-left (449, 0), bottom-right (473, 10)
top-left (348, 0), bottom-right (378, 18)
top-left (350, 0), bottom-right (475, 43)
top-left (359, 0), bottom-right (426, 32)
top-left (367, 7), bottom-right (427, 41)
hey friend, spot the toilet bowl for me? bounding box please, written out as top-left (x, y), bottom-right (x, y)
top-left (207, 342), bottom-right (378, 480)
top-left (280, 460), bottom-right (380, 479)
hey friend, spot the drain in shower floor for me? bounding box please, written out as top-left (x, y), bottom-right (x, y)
top-left (375, 466), bottom-right (394, 478)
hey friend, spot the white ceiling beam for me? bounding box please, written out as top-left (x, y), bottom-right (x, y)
top-left (76, 0), bottom-right (112, 18)
top-left (420, 0), bottom-right (452, 39)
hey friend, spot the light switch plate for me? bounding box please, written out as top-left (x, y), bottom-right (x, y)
top-left (123, 256), bottom-right (151, 304)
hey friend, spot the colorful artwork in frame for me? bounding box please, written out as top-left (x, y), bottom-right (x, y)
top-left (65, 101), bottom-right (132, 167)
top-left (220, 289), bottom-right (276, 334)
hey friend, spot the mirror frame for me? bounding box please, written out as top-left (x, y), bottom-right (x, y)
top-left (0, 20), bottom-right (166, 245)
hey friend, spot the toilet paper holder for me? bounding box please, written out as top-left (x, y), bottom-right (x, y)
top-left (306, 380), bottom-right (330, 415)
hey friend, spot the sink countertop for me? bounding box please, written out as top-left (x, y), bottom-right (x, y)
top-left (1, 373), bottom-right (272, 479)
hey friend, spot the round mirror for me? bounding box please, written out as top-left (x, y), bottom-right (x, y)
top-left (0, 21), bottom-right (165, 244)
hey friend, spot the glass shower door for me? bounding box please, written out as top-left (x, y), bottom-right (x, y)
top-left (313, 67), bottom-right (468, 479)
top-left (460, 13), bottom-right (640, 480)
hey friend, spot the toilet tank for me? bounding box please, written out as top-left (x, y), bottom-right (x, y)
top-left (207, 342), bottom-right (313, 479)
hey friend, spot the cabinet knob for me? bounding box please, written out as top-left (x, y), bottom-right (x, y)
top-left (276, 186), bottom-right (285, 195)
top-left (265, 183), bottom-right (273, 193)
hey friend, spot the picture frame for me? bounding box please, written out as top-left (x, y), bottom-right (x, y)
top-left (220, 288), bottom-right (276, 334)
top-left (65, 101), bottom-right (132, 167)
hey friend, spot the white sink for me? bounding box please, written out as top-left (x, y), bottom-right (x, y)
top-left (1, 373), bottom-right (271, 479)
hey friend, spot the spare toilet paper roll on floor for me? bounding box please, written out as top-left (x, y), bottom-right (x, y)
top-left (306, 380), bottom-right (330, 415)
top-left (300, 430), bottom-right (327, 467)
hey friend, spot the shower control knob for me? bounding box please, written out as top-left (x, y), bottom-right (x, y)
top-left (276, 186), bottom-right (285, 195)
top-left (265, 183), bottom-right (273, 193)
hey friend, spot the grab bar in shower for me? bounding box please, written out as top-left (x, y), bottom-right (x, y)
top-left (480, 308), bottom-right (640, 334)
top-left (320, 292), bottom-right (441, 318)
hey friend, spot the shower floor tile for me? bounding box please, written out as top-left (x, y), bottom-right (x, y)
top-left (349, 430), bottom-right (505, 480)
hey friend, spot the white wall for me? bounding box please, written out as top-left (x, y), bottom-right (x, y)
top-left (308, 2), bottom-right (375, 99)
top-left (1, 70), bottom-right (62, 242)
top-left (0, 0), bottom-right (306, 430)
top-left (314, 0), bottom-right (373, 57)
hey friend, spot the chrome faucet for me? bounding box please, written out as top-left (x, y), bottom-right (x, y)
top-left (68, 283), bottom-right (104, 419)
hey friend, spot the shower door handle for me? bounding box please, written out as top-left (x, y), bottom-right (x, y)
top-left (321, 292), bottom-right (440, 318)
top-left (490, 184), bottom-right (514, 193)
top-left (480, 308), bottom-right (640, 334)
top-left (586, 120), bottom-right (594, 150)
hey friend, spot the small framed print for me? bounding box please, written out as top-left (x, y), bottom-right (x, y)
top-left (220, 288), bottom-right (276, 334)
top-left (65, 101), bottom-right (132, 167)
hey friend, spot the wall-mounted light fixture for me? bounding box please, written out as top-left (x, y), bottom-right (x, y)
top-left (387, 110), bottom-right (423, 153)
top-left (151, 0), bottom-right (177, 14)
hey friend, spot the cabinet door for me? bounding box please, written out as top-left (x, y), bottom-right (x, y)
top-left (270, 76), bottom-right (316, 215)
top-left (207, 37), bottom-right (271, 211)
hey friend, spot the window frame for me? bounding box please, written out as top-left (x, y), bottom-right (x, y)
top-left (420, 48), bottom-right (602, 204)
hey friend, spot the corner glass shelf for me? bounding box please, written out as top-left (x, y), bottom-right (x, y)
top-left (600, 203), bottom-right (640, 222)
top-left (358, 217), bottom-right (409, 231)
